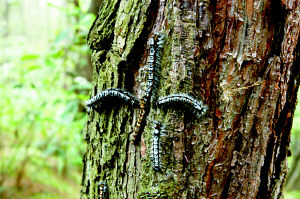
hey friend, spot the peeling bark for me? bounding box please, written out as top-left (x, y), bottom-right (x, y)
top-left (81, 0), bottom-right (300, 198)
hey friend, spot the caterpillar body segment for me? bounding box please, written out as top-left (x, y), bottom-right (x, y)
top-left (99, 181), bottom-right (108, 199)
top-left (86, 88), bottom-right (139, 112)
top-left (150, 121), bottom-right (164, 171)
top-left (157, 94), bottom-right (208, 118)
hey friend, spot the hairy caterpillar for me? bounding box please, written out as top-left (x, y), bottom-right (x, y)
top-left (157, 94), bottom-right (208, 118)
top-left (147, 32), bottom-right (165, 103)
top-left (131, 98), bottom-right (148, 143)
top-left (139, 191), bottom-right (168, 198)
top-left (86, 88), bottom-right (139, 112)
top-left (131, 32), bottom-right (166, 144)
top-left (99, 181), bottom-right (108, 199)
top-left (150, 121), bottom-right (164, 171)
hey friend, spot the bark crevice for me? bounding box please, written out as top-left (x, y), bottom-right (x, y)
top-left (121, 0), bottom-right (160, 91)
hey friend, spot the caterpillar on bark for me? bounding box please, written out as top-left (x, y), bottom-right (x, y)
top-left (157, 94), bottom-right (208, 118)
top-left (131, 32), bottom-right (166, 144)
top-left (99, 181), bottom-right (108, 199)
top-left (86, 88), bottom-right (140, 112)
top-left (150, 121), bottom-right (165, 171)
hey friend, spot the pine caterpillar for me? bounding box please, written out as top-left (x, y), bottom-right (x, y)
top-left (131, 99), bottom-right (148, 143)
top-left (150, 121), bottom-right (164, 171)
top-left (144, 32), bottom-right (165, 103)
top-left (86, 88), bottom-right (139, 112)
top-left (157, 94), bottom-right (208, 118)
top-left (139, 191), bottom-right (167, 198)
top-left (99, 181), bottom-right (108, 199)
top-left (131, 32), bottom-right (166, 144)
top-left (150, 32), bottom-right (165, 102)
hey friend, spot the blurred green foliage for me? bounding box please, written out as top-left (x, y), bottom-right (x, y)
top-left (285, 91), bottom-right (300, 199)
top-left (0, 0), bottom-right (95, 198)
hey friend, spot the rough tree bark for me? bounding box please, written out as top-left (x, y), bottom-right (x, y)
top-left (81, 0), bottom-right (300, 198)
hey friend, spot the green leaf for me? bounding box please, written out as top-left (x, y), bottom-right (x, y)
top-left (21, 54), bottom-right (40, 61)
top-left (27, 65), bottom-right (42, 71)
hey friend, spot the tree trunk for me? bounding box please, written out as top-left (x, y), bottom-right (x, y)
top-left (2, 0), bottom-right (10, 37)
top-left (88, 0), bottom-right (103, 15)
top-left (81, 0), bottom-right (300, 198)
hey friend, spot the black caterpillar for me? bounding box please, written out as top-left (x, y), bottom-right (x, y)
top-left (150, 121), bottom-right (164, 171)
top-left (86, 88), bottom-right (140, 112)
top-left (145, 32), bottom-right (165, 102)
top-left (139, 191), bottom-right (168, 199)
top-left (131, 32), bottom-right (166, 144)
top-left (157, 94), bottom-right (208, 118)
top-left (99, 181), bottom-right (108, 199)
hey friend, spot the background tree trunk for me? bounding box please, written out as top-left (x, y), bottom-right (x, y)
top-left (88, 0), bottom-right (103, 15)
top-left (81, 0), bottom-right (300, 198)
top-left (285, 130), bottom-right (300, 191)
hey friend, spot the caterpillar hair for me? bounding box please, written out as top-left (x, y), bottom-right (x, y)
top-left (157, 94), bottom-right (208, 118)
top-left (99, 181), bottom-right (108, 199)
top-left (86, 88), bottom-right (139, 112)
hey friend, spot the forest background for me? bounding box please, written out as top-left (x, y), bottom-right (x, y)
top-left (0, 0), bottom-right (299, 198)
